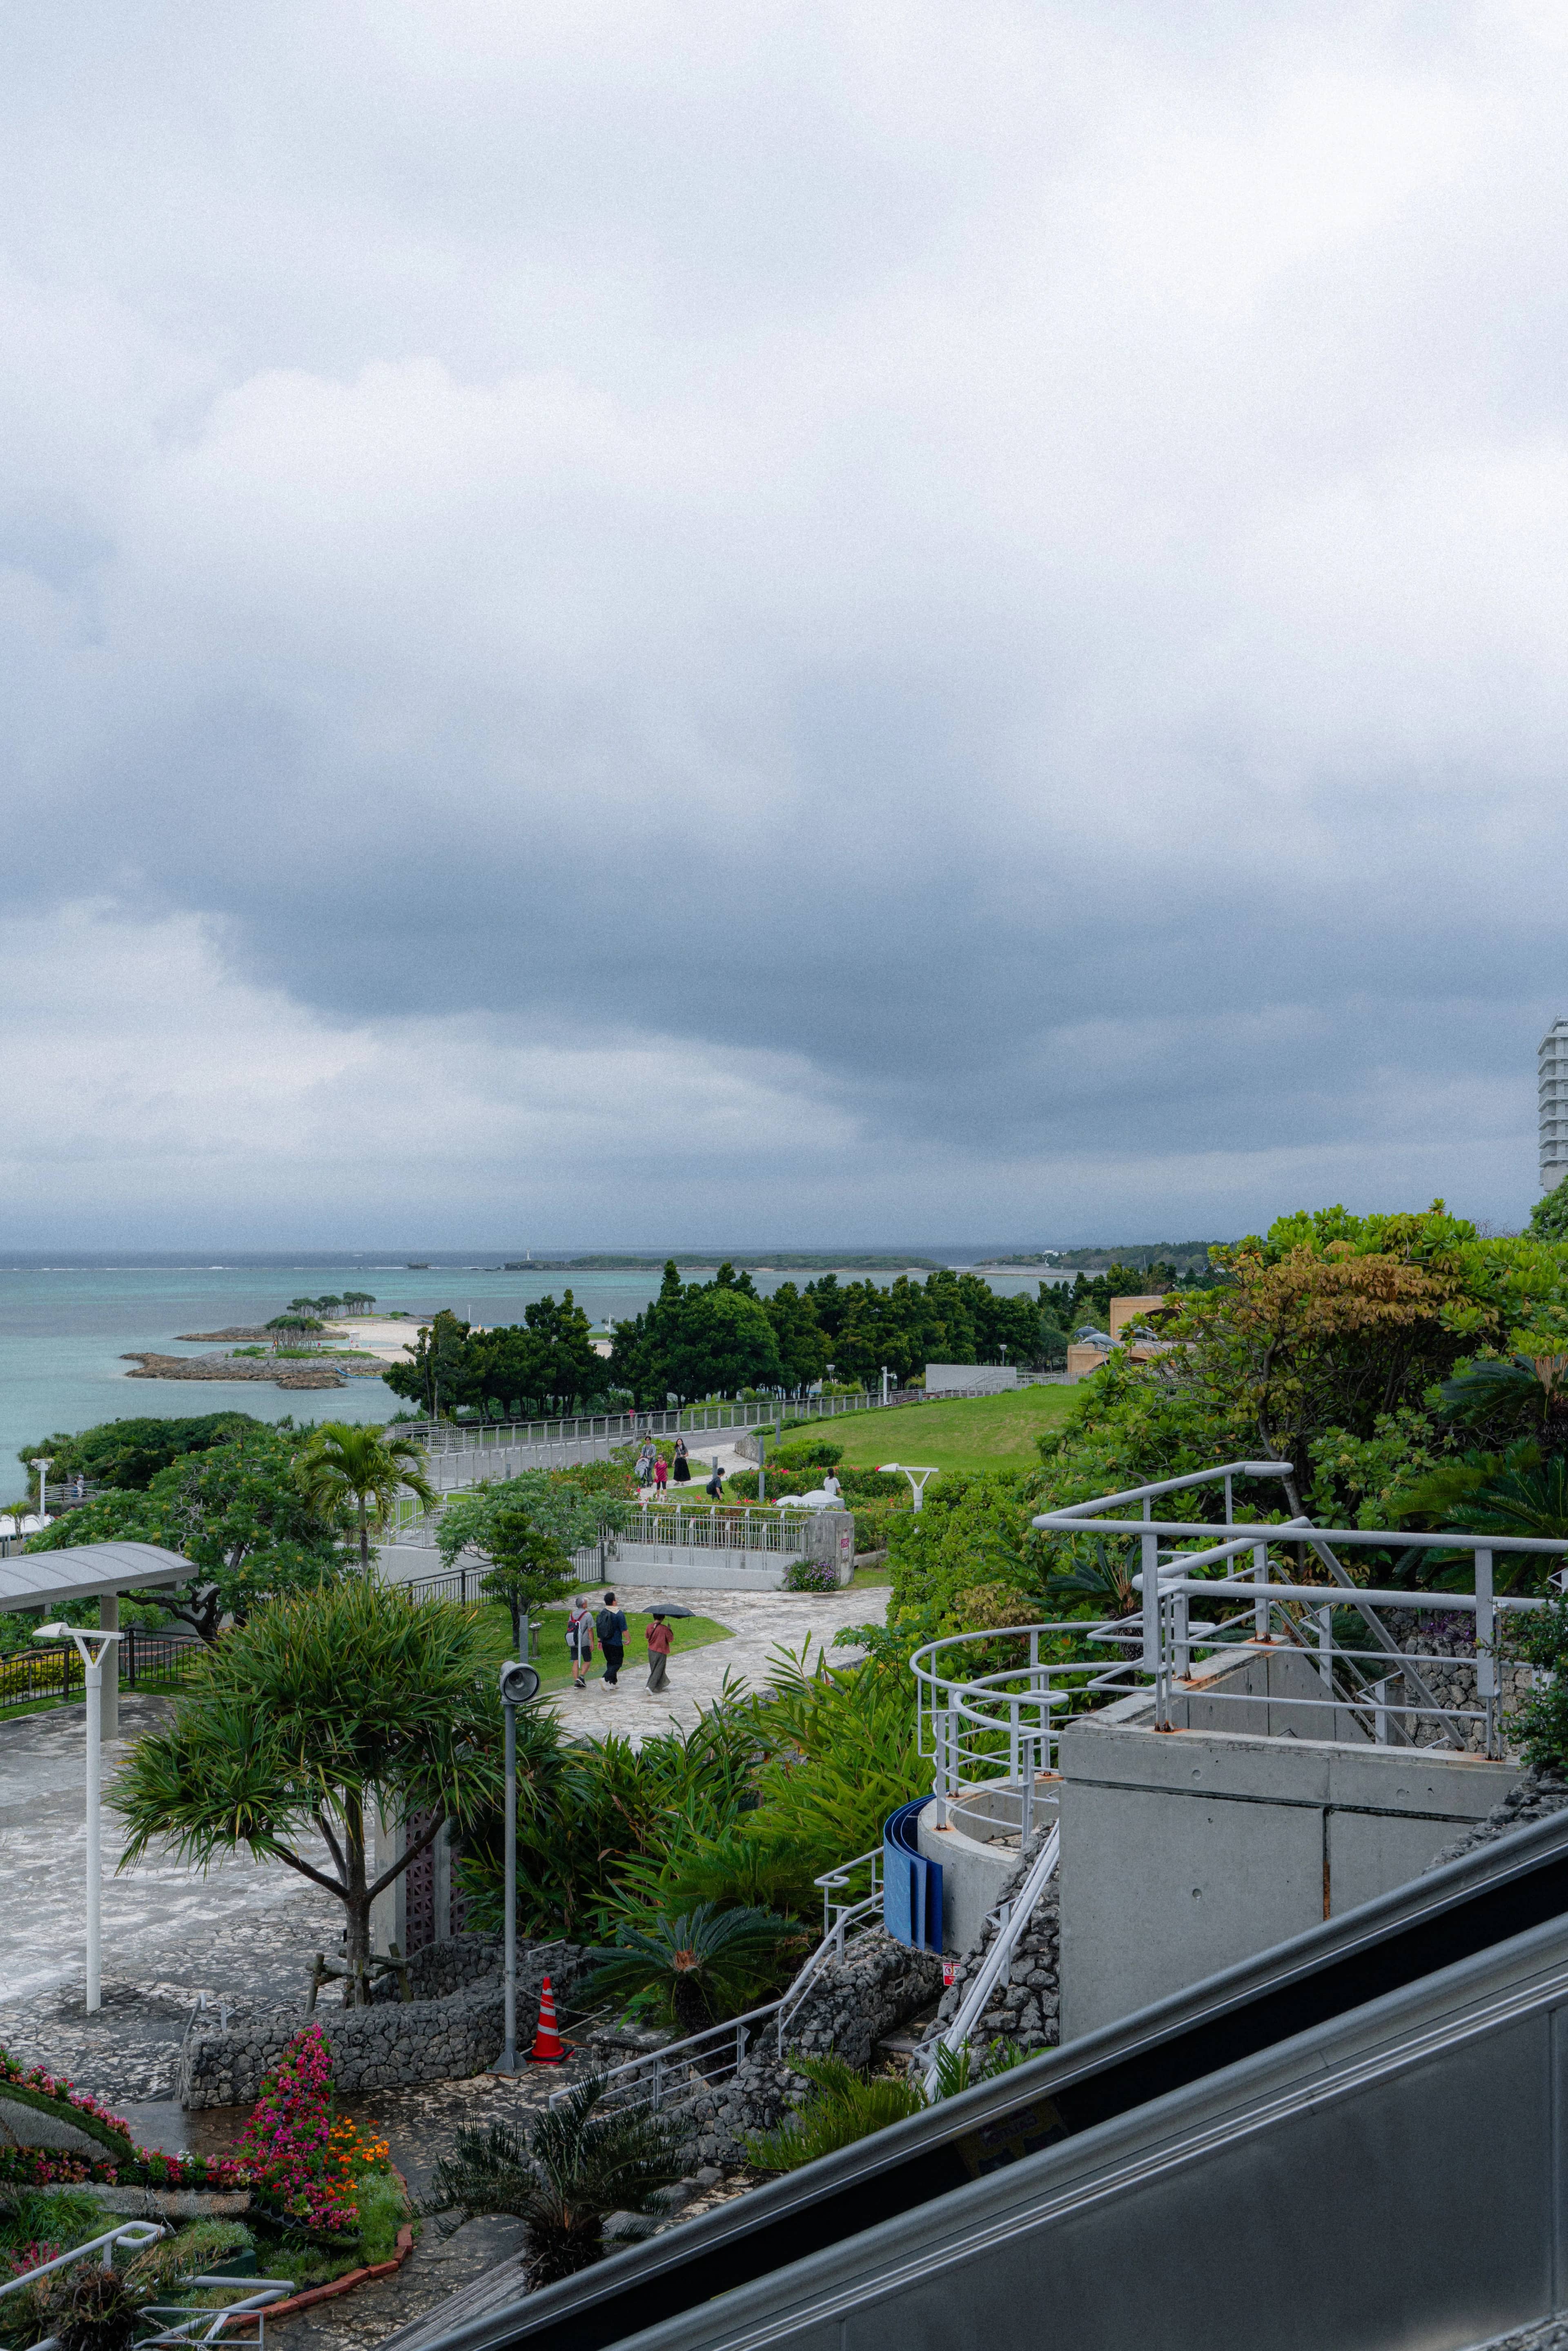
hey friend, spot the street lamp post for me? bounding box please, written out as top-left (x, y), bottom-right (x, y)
top-left (491, 1657), bottom-right (541, 2074)
top-left (877, 1463), bottom-right (940, 1512)
top-left (30, 1457), bottom-right (52, 1530)
top-left (34, 1622), bottom-right (121, 2012)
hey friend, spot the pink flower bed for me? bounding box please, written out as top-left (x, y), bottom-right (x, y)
top-left (235, 2026), bottom-right (357, 2233)
top-left (0, 2027), bottom-right (352, 2228)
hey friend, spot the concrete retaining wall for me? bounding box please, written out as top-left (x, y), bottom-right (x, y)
top-left (1057, 1713), bottom-right (1517, 2042)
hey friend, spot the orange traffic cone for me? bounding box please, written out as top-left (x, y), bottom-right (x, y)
top-left (529, 1974), bottom-right (568, 2065)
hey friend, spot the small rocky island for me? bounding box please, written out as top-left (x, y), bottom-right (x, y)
top-left (122, 1296), bottom-right (416, 1391)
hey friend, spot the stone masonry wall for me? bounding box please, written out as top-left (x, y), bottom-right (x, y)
top-left (685, 1929), bottom-right (943, 2168)
top-left (932, 1823), bottom-right (1060, 2057)
top-left (177, 1938), bottom-right (597, 2110)
top-left (1423, 1764), bottom-right (1568, 1874)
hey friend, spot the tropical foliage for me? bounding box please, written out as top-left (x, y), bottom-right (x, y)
top-left (427, 2083), bottom-right (683, 2287)
top-left (25, 1425), bottom-right (352, 1642)
top-left (111, 1580), bottom-right (501, 1997)
top-left (296, 1422), bottom-right (434, 1567)
top-left (590, 1904), bottom-right (799, 2034)
top-left (382, 1295), bottom-right (613, 1419)
top-left (13, 1412), bottom-right (261, 1493)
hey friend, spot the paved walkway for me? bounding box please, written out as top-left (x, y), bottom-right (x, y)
top-left (543, 1581), bottom-right (888, 1739)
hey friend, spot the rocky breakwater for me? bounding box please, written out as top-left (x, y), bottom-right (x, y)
top-left (685, 1929), bottom-right (943, 2168)
top-left (177, 1937), bottom-right (601, 2109)
top-left (123, 1351), bottom-right (349, 1388)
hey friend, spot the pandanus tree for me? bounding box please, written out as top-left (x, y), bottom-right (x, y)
top-left (296, 1421), bottom-right (436, 1567)
top-left (112, 1578), bottom-right (501, 2001)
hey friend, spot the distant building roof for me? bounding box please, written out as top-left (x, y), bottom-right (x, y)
top-left (0, 1541), bottom-right (193, 1615)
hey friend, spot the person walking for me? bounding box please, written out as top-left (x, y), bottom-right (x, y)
top-left (705, 1460), bottom-right (725, 1501)
top-left (672, 1436), bottom-right (690, 1485)
top-left (822, 1469), bottom-right (842, 1501)
top-left (566, 1597), bottom-right (595, 1691)
top-left (653, 1451), bottom-right (670, 1497)
top-left (596, 1591), bottom-right (627, 1686)
top-left (645, 1609), bottom-right (673, 1694)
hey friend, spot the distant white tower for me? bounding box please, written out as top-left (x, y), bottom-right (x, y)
top-left (1541, 1021), bottom-right (1568, 1191)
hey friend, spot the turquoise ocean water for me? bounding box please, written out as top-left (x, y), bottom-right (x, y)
top-left (0, 1256), bottom-right (1046, 1486)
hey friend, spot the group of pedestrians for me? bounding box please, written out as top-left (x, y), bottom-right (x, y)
top-left (634, 1433), bottom-right (726, 1501)
top-left (564, 1591), bottom-right (675, 1695)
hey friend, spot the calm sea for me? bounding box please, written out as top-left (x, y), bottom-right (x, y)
top-left (0, 1255), bottom-right (1047, 1486)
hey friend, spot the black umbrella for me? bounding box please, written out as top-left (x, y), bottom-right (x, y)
top-left (647, 1603), bottom-right (696, 1618)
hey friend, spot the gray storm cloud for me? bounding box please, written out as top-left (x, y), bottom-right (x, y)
top-left (0, 0), bottom-right (1563, 1243)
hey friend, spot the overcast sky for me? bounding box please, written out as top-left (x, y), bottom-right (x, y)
top-left (3, 0), bottom-right (1566, 1250)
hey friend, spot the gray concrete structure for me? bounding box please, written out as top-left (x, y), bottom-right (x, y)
top-left (1057, 1705), bottom-right (1516, 2040)
top-left (916, 1786), bottom-right (1035, 1954)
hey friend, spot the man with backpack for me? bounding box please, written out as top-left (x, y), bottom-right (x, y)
top-left (596, 1591), bottom-right (628, 1687)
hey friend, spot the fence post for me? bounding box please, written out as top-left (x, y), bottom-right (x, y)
top-left (1254, 1543), bottom-right (1269, 1641)
top-left (1140, 1501), bottom-right (1159, 1674)
top-left (1475, 1547), bottom-right (1496, 1755)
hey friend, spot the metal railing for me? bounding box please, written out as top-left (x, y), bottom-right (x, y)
top-left (1033, 1460), bottom-right (1568, 1760)
top-left (920, 1822), bottom-right (1060, 2086)
top-left (387, 1500), bottom-right (823, 1561)
top-left (552, 1848), bottom-right (884, 2119)
top-left (0, 2218), bottom-right (296, 2351)
top-left (392, 1380), bottom-right (1008, 1460)
top-left (908, 1462), bottom-right (1568, 1838)
top-left (0, 1629), bottom-right (205, 1719)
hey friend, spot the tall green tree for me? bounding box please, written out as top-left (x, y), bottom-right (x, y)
top-left (113, 1579), bottom-right (501, 1999)
top-left (383, 1296), bottom-right (612, 1419)
top-left (476, 1508), bottom-right (576, 1655)
top-left (26, 1426), bottom-right (352, 1642)
top-left (296, 1422), bottom-right (436, 1568)
top-left (16, 1412), bottom-right (263, 1495)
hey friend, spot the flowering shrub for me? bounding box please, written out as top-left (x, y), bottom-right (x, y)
top-left (235, 2027), bottom-right (356, 2234)
top-left (8, 2240), bottom-right (62, 2277)
top-left (328, 2116), bottom-right (390, 2182)
top-left (782, 1558), bottom-right (841, 1593)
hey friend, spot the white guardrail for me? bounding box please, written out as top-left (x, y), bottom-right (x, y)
top-left (0, 2221), bottom-right (297, 2351)
top-left (555, 1849), bottom-right (884, 2119)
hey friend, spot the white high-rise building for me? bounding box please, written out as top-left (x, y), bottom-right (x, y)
top-left (1541, 1021), bottom-right (1568, 1192)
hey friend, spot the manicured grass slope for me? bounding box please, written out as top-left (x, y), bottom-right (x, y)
top-left (784, 1385), bottom-right (1072, 1475)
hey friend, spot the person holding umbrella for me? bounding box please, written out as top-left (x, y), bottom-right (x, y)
top-left (643, 1604), bottom-right (693, 1694)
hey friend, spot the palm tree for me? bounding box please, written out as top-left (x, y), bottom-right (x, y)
top-left (296, 1422), bottom-right (436, 1568)
top-left (428, 2082), bottom-right (683, 2287)
top-left (591, 1903), bottom-right (795, 2037)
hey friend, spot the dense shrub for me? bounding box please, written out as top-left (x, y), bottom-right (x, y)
top-left (783, 1558), bottom-right (841, 1593)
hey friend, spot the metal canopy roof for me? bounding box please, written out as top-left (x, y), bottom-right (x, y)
top-left (0, 1541), bottom-right (193, 1614)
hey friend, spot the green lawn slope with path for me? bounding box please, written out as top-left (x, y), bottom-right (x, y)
top-left (783, 1385), bottom-right (1073, 1475)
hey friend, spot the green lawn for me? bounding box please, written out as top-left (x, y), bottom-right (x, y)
top-left (780, 1384), bottom-right (1074, 1475)
top-left (470, 1597), bottom-right (735, 1694)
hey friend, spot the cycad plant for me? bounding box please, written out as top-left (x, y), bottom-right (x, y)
top-left (591, 1903), bottom-right (796, 2037)
top-left (296, 1422), bottom-right (436, 1567)
top-left (744, 2054), bottom-right (924, 2171)
top-left (428, 2081), bottom-right (683, 2287)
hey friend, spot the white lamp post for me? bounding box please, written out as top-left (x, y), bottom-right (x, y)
top-left (34, 1622), bottom-right (121, 2012)
top-left (877, 1463), bottom-right (940, 1511)
top-left (30, 1457), bottom-right (52, 1530)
